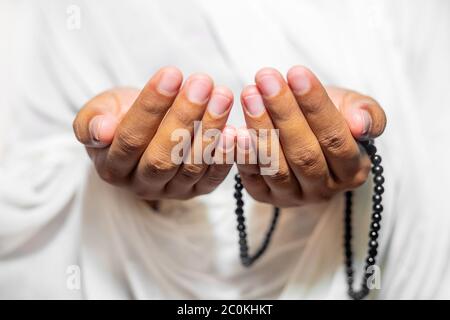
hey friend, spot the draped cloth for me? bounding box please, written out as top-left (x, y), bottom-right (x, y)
top-left (0, 0), bottom-right (449, 299)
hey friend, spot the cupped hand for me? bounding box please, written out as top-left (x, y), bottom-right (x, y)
top-left (237, 66), bottom-right (387, 207)
top-left (73, 67), bottom-right (236, 201)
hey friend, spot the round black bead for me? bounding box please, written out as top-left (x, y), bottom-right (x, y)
top-left (371, 155), bottom-right (382, 165)
top-left (372, 212), bottom-right (382, 222)
top-left (373, 175), bottom-right (385, 185)
top-left (369, 240), bottom-right (378, 249)
top-left (374, 185), bottom-right (384, 195)
top-left (371, 222), bottom-right (381, 231)
top-left (372, 165), bottom-right (383, 175)
top-left (373, 204), bottom-right (383, 212)
top-left (237, 224), bottom-right (245, 231)
top-left (366, 256), bottom-right (376, 266)
top-left (369, 230), bottom-right (378, 240)
top-left (372, 194), bottom-right (382, 204)
top-left (365, 144), bottom-right (377, 156)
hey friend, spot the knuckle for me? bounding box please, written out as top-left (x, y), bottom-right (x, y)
top-left (289, 146), bottom-right (323, 174)
top-left (302, 90), bottom-right (329, 115)
top-left (97, 166), bottom-right (121, 185)
top-left (134, 188), bottom-right (148, 199)
top-left (248, 191), bottom-right (270, 204)
top-left (172, 107), bottom-right (195, 127)
top-left (318, 190), bottom-right (334, 201)
top-left (141, 153), bottom-right (176, 179)
top-left (179, 164), bottom-right (205, 181)
top-left (267, 169), bottom-right (290, 185)
top-left (133, 185), bottom-right (161, 201)
top-left (308, 187), bottom-right (334, 202)
top-left (139, 92), bottom-right (170, 116)
top-left (203, 171), bottom-right (227, 186)
top-left (318, 126), bottom-right (349, 155)
top-left (239, 171), bottom-right (260, 182)
top-left (115, 128), bottom-right (144, 155)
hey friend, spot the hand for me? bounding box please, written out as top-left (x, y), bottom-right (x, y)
top-left (73, 67), bottom-right (235, 201)
top-left (237, 66), bottom-right (387, 207)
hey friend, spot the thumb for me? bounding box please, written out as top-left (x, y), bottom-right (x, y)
top-left (326, 86), bottom-right (387, 140)
top-left (73, 88), bottom-right (138, 148)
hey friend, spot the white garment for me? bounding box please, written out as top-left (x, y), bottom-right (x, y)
top-left (0, 0), bottom-right (449, 299)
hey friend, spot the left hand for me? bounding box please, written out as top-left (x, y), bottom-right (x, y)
top-left (237, 66), bottom-right (387, 207)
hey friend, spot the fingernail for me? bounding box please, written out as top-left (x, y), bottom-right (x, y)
top-left (208, 90), bottom-right (232, 116)
top-left (360, 109), bottom-right (372, 138)
top-left (288, 66), bottom-right (311, 95)
top-left (257, 74), bottom-right (281, 97)
top-left (89, 116), bottom-right (103, 142)
top-left (243, 93), bottom-right (265, 117)
top-left (157, 69), bottom-right (182, 96)
top-left (186, 76), bottom-right (212, 104)
top-left (237, 129), bottom-right (250, 151)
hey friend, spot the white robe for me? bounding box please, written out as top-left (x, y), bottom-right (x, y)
top-left (0, 0), bottom-right (449, 299)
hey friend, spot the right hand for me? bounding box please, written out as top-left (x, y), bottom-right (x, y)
top-left (73, 67), bottom-right (236, 201)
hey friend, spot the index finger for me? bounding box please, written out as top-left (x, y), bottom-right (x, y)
top-left (103, 66), bottom-right (183, 180)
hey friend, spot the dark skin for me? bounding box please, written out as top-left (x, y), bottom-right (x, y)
top-left (73, 66), bottom-right (386, 207)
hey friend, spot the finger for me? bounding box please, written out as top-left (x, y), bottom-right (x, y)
top-left (235, 128), bottom-right (271, 203)
top-left (166, 86), bottom-right (233, 195)
top-left (326, 86), bottom-right (387, 140)
top-left (240, 85), bottom-right (302, 202)
top-left (134, 73), bottom-right (214, 190)
top-left (194, 126), bottom-right (235, 195)
top-left (101, 67), bottom-right (183, 182)
top-left (251, 68), bottom-right (330, 198)
top-left (285, 65), bottom-right (361, 182)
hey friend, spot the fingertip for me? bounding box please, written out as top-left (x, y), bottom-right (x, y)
top-left (213, 85), bottom-right (234, 102)
top-left (241, 85), bottom-right (265, 117)
top-left (186, 72), bottom-right (214, 85)
top-left (255, 67), bottom-right (282, 81)
top-left (286, 65), bottom-right (313, 95)
top-left (241, 84), bottom-right (260, 98)
top-left (185, 73), bottom-right (214, 104)
top-left (88, 115), bottom-right (118, 148)
top-left (255, 67), bottom-right (283, 98)
top-left (156, 66), bottom-right (184, 97)
top-left (346, 107), bottom-right (373, 140)
top-left (207, 86), bottom-right (234, 116)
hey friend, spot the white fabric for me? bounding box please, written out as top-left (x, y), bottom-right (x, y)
top-left (0, 0), bottom-right (449, 299)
